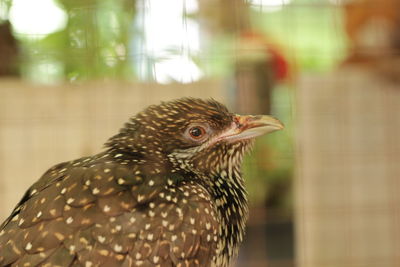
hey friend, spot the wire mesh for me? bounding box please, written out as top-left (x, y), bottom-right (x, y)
top-left (3, 0), bottom-right (399, 266)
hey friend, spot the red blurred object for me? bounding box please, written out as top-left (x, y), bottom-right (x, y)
top-left (241, 31), bottom-right (289, 82)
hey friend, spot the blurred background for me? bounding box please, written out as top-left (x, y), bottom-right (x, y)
top-left (1, 0), bottom-right (400, 266)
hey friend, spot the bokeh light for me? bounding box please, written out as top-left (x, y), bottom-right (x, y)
top-left (9, 0), bottom-right (67, 37)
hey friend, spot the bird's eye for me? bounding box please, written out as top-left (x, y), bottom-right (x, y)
top-left (189, 126), bottom-right (206, 140)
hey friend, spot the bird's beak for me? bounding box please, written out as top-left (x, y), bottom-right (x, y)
top-left (218, 115), bottom-right (284, 142)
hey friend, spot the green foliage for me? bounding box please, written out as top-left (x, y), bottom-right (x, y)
top-left (250, 1), bottom-right (348, 72)
top-left (0, 0), bottom-right (12, 22)
top-left (15, 0), bottom-right (136, 83)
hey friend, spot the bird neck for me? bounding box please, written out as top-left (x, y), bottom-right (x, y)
top-left (208, 165), bottom-right (248, 264)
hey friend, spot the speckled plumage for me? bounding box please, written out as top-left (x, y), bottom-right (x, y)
top-left (0, 98), bottom-right (283, 267)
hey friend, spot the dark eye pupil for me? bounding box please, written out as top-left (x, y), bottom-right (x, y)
top-left (190, 127), bottom-right (202, 137)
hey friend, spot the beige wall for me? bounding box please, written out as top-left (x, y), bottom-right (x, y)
top-left (0, 79), bottom-right (226, 222)
top-left (296, 69), bottom-right (400, 267)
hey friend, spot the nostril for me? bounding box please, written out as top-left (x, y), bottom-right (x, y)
top-left (234, 117), bottom-right (243, 129)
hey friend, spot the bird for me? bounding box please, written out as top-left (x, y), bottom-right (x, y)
top-left (0, 98), bottom-right (283, 267)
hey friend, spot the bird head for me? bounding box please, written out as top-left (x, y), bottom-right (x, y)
top-left (107, 98), bottom-right (284, 176)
